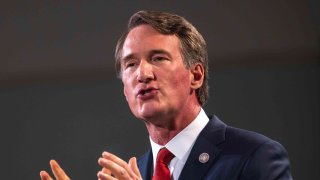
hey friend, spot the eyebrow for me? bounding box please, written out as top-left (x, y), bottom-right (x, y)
top-left (121, 54), bottom-right (136, 63)
top-left (121, 49), bottom-right (172, 63)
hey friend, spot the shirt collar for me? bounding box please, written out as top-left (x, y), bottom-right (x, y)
top-left (150, 108), bottom-right (209, 165)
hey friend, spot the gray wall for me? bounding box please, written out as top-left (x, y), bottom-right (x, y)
top-left (1, 0), bottom-right (319, 179)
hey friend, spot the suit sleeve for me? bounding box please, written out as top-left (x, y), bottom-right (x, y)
top-left (240, 140), bottom-right (293, 180)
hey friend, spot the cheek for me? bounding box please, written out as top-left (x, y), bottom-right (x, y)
top-left (123, 86), bottom-right (128, 101)
top-left (122, 78), bottom-right (131, 101)
top-left (173, 71), bottom-right (191, 87)
top-left (123, 83), bottom-right (136, 106)
top-left (162, 74), bottom-right (190, 99)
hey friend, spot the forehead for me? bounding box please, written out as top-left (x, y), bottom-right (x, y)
top-left (121, 25), bottom-right (181, 59)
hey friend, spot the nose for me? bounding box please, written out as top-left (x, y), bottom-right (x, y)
top-left (137, 60), bottom-right (154, 83)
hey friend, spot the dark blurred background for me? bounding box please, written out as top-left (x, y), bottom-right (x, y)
top-left (0, 0), bottom-right (319, 179)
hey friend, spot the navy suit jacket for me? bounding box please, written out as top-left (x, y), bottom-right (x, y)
top-left (137, 115), bottom-right (292, 180)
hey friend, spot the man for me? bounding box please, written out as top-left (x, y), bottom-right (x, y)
top-left (40, 10), bottom-right (292, 180)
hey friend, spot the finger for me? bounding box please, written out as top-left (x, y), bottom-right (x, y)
top-left (102, 151), bottom-right (137, 177)
top-left (97, 171), bottom-right (117, 180)
top-left (102, 152), bottom-right (129, 169)
top-left (40, 171), bottom-right (53, 180)
top-left (98, 157), bottom-right (131, 179)
top-left (50, 160), bottom-right (70, 180)
top-left (102, 167), bottom-right (112, 175)
top-left (128, 157), bottom-right (142, 179)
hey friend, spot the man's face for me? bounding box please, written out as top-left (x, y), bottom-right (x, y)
top-left (120, 25), bottom-right (195, 122)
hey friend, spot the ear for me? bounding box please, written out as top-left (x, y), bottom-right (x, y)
top-left (190, 63), bottom-right (204, 90)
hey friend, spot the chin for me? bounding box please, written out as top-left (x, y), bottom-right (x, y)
top-left (136, 108), bottom-right (162, 121)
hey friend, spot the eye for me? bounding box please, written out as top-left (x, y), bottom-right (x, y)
top-left (124, 59), bottom-right (137, 69)
top-left (126, 62), bottom-right (135, 68)
top-left (152, 56), bottom-right (168, 62)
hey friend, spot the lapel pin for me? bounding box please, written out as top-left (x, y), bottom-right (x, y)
top-left (199, 153), bottom-right (210, 163)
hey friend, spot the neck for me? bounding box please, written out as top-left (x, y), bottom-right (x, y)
top-left (145, 104), bottom-right (201, 145)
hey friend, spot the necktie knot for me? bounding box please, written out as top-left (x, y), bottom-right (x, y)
top-left (157, 148), bottom-right (174, 165)
top-left (153, 148), bottom-right (174, 180)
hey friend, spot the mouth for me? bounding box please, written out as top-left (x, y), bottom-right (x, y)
top-left (138, 88), bottom-right (156, 95)
top-left (137, 87), bottom-right (158, 100)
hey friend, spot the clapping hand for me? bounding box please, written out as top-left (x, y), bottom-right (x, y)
top-left (97, 152), bottom-right (142, 180)
top-left (40, 160), bottom-right (70, 180)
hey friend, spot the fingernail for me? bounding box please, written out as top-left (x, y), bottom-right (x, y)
top-left (102, 151), bottom-right (109, 157)
top-left (98, 158), bottom-right (108, 165)
top-left (98, 158), bottom-right (103, 164)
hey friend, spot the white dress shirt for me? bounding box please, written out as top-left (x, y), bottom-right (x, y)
top-left (149, 108), bottom-right (209, 179)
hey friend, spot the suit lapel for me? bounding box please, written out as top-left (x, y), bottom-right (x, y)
top-left (137, 149), bottom-right (153, 180)
top-left (178, 115), bottom-right (227, 180)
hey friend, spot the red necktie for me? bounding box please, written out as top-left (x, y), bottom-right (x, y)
top-left (152, 148), bottom-right (175, 180)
